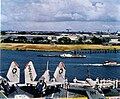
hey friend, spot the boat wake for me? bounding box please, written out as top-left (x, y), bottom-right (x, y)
top-left (65, 63), bottom-right (120, 66)
top-left (79, 64), bottom-right (103, 66)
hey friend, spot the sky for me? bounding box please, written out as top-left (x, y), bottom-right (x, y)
top-left (1, 0), bottom-right (120, 31)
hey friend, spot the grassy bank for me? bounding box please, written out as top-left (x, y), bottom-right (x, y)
top-left (0, 43), bottom-right (120, 51)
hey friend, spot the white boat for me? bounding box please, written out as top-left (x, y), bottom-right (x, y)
top-left (60, 53), bottom-right (86, 58)
top-left (103, 61), bottom-right (120, 66)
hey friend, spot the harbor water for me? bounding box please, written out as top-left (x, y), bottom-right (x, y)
top-left (0, 50), bottom-right (120, 83)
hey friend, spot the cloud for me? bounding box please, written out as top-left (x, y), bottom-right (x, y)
top-left (1, 0), bottom-right (120, 31)
top-left (1, 0), bottom-right (120, 23)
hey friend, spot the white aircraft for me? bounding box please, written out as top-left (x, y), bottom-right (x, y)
top-left (18, 61), bottom-right (40, 97)
top-left (0, 61), bottom-right (20, 96)
top-left (0, 61), bottom-right (66, 97)
top-left (72, 77), bottom-right (115, 89)
top-left (20, 61), bottom-right (66, 97)
top-left (67, 77), bottom-right (118, 99)
top-left (38, 61), bottom-right (66, 95)
top-left (0, 61), bottom-right (39, 97)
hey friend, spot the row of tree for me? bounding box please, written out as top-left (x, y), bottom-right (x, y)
top-left (2, 36), bottom-right (49, 44)
top-left (1, 36), bottom-right (110, 44)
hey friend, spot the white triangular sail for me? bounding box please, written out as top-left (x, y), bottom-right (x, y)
top-left (24, 61), bottom-right (37, 84)
top-left (54, 62), bottom-right (66, 83)
top-left (7, 61), bottom-right (20, 84)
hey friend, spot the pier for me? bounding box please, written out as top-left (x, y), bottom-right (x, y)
top-left (75, 49), bottom-right (120, 54)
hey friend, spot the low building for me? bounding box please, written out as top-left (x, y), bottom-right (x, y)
top-left (109, 39), bottom-right (120, 45)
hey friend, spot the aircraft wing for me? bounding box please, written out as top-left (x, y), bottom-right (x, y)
top-left (6, 61), bottom-right (20, 85)
top-left (46, 81), bottom-right (64, 87)
top-left (26, 81), bottom-right (38, 86)
top-left (0, 76), bottom-right (7, 83)
top-left (70, 82), bottom-right (91, 87)
top-left (97, 83), bottom-right (113, 88)
top-left (73, 77), bottom-right (86, 84)
top-left (68, 82), bottom-right (105, 99)
top-left (85, 87), bottom-right (105, 99)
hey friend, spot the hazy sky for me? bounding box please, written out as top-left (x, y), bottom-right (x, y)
top-left (1, 0), bottom-right (120, 31)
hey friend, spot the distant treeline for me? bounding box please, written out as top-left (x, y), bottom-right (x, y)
top-left (1, 36), bottom-right (111, 44)
top-left (1, 30), bottom-right (120, 45)
top-left (1, 31), bottom-right (56, 35)
top-left (1, 30), bottom-right (119, 35)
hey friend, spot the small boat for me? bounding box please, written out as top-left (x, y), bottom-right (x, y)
top-left (103, 61), bottom-right (120, 66)
top-left (60, 53), bottom-right (86, 58)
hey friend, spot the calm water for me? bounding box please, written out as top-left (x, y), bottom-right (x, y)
top-left (0, 50), bottom-right (120, 83)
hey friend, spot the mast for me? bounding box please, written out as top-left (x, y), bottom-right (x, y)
top-left (86, 65), bottom-right (90, 78)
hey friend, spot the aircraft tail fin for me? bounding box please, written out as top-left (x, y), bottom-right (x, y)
top-left (53, 62), bottom-right (66, 83)
top-left (6, 61), bottom-right (20, 84)
top-left (39, 61), bottom-right (50, 83)
top-left (24, 61), bottom-right (37, 84)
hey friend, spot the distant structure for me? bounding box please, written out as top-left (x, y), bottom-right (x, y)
top-left (66, 29), bottom-right (71, 33)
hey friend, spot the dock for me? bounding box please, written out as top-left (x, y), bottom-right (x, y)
top-left (73, 49), bottom-right (120, 54)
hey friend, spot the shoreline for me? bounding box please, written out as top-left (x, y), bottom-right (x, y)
top-left (0, 43), bottom-right (120, 52)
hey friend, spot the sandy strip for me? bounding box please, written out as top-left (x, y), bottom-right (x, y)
top-left (0, 43), bottom-right (120, 51)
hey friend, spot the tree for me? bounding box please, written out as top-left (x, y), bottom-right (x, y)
top-left (91, 36), bottom-right (110, 44)
top-left (58, 37), bottom-right (71, 44)
top-left (91, 36), bottom-right (102, 44)
top-left (102, 38), bottom-right (110, 43)
top-left (83, 36), bottom-right (87, 41)
top-left (32, 37), bottom-right (44, 44)
top-left (18, 31), bottom-right (26, 35)
top-left (77, 37), bottom-right (83, 44)
top-left (1, 31), bottom-right (6, 35)
top-left (2, 37), bottom-right (12, 43)
top-left (14, 36), bottom-right (27, 43)
top-left (118, 38), bottom-right (120, 41)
